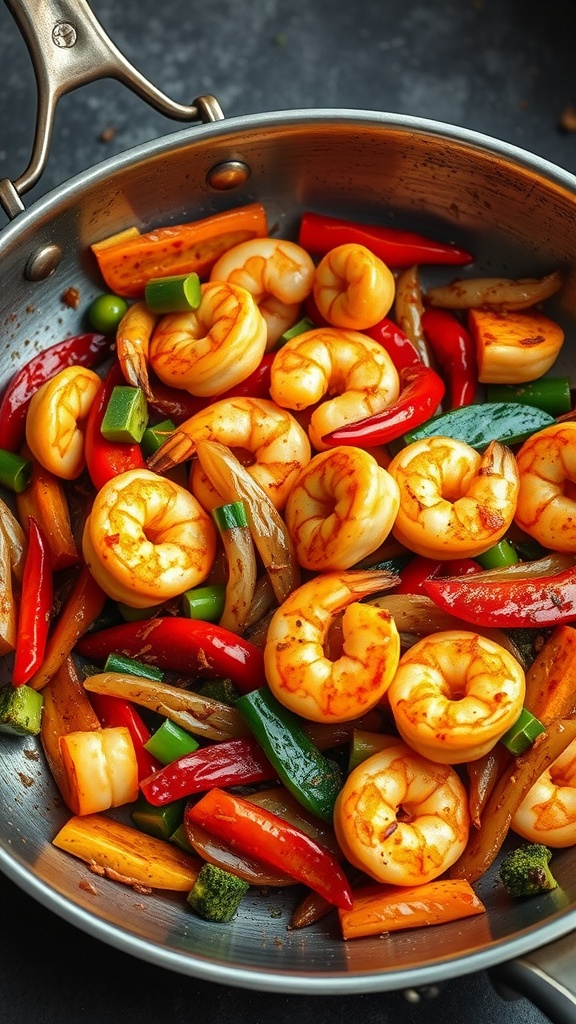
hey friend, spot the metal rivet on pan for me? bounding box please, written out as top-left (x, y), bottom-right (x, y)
top-left (206, 160), bottom-right (251, 190)
top-left (52, 22), bottom-right (78, 48)
top-left (25, 244), bottom-right (63, 281)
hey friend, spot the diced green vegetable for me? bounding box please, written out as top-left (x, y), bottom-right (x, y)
top-left (475, 539), bottom-right (520, 571)
top-left (170, 821), bottom-right (195, 853)
top-left (237, 686), bottom-right (343, 823)
top-left (403, 402), bottom-right (555, 450)
top-left (144, 273), bottom-right (201, 314)
top-left (486, 378), bottom-right (572, 418)
top-left (212, 500), bottom-right (249, 531)
top-left (140, 418), bottom-right (176, 458)
top-left (194, 678), bottom-right (240, 707)
top-left (100, 385), bottom-right (149, 443)
top-left (181, 583), bottom-right (226, 622)
top-left (104, 652), bottom-right (164, 682)
top-left (348, 730), bottom-right (403, 773)
top-left (87, 293), bottom-right (129, 334)
top-left (0, 683), bottom-right (43, 736)
top-left (500, 707), bottom-right (546, 755)
top-left (279, 316), bottom-right (315, 345)
top-left (144, 718), bottom-right (200, 764)
top-left (0, 449), bottom-right (32, 493)
top-left (187, 862), bottom-right (250, 922)
top-left (131, 796), bottom-right (186, 841)
top-left (499, 843), bottom-right (557, 897)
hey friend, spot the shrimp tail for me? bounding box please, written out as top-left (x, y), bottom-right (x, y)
top-left (148, 430), bottom-right (197, 472)
top-left (339, 568), bottom-right (400, 598)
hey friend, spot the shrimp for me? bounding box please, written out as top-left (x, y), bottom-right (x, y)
top-left (264, 570), bottom-right (400, 724)
top-left (333, 743), bottom-right (470, 886)
top-left (116, 300), bottom-right (158, 400)
top-left (387, 630), bottom-right (526, 764)
top-left (25, 365), bottom-right (101, 480)
top-left (313, 243), bottom-right (396, 330)
top-left (387, 437), bottom-right (520, 559)
top-left (269, 327), bottom-right (400, 452)
top-left (209, 237), bottom-right (315, 349)
top-left (284, 446), bottom-right (400, 570)
top-left (149, 396), bottom-right (311, 511)
top-left (514, 422), bottom-right (576, 552)
top-left (512, 737), bottom-right (576, 847)
top-left (149, 280), bottom-right (267, 397)
top-left (82, 468), bottom-right (216, 608)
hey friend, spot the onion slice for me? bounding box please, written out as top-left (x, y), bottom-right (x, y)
top-left (0, 496), bottom-right (26, 581)
top-left (426, 271), bottom-right (563, 311)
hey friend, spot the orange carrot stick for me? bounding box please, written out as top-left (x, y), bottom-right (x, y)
top-left (338, 878), bottom-right (485, 939)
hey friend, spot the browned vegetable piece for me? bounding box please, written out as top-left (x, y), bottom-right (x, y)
top-left (523, 624), bottom-right (576, 724)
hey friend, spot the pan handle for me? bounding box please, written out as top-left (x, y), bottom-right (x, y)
top-left (1, 0), bottom-right (223, 215)
top-left (489, 932), bottom-right (576, 1024)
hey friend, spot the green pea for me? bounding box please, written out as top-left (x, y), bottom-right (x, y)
top-left (88, 293), bottom-right (129, 334)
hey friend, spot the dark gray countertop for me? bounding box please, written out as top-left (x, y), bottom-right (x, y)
top-left (1, 1), bottom-right (575, 1021)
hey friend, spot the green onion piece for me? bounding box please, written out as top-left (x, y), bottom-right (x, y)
top-left (140, 418), bottom-right (176, 458)
top-left (212, 500), bottom-right (249, 531)
top-left (0, 449), bottom-right (32, 493)
top-left (101, 385), bottom-right (149, 443)
top-left (475, 539), bottom-right (520, 571)
top-left (104, 652), bottom-right (164, 682)
top-left (486, 378), bottom-right (572, 417)
top-left (144, 718), bottom-right (200, 764)
top-left (131, 796), bottom-right (186, 841)
top-left (278, 316), bottom-right (315, 346)
top-left (145, 273), bottom-right (201, 314)
top-left (501, 708), bottom-right (546, 755)
top-left (0, 683), bottom-right (43, 736)
top-left (182, 583), bottom-right (226, 622)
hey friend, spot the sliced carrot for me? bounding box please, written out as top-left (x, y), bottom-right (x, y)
top-left (91, 203), bottom-right (269, 297)
top-left (338, 879), bottom-right (485, 939)
top-left (524, 624), bottom-right (576, 725)
top-left (16, 449), bottom-right (78, 570)
top-left (53, 812), bottom-right (202, 890)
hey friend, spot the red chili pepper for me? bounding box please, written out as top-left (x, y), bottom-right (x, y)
top-left (0, 332), bottom-right (111, 453)
top-left (395, 555), bottom-right (482, 595)
top-left (84, 362), bottom-right (146, 490)
top-left (322, 363), bottom-right (445, 447)
top-left (185, 787), bottom-right (353, 909)
top-left (12, 517), bottom-right (53, 687)
top-left (363, 317), bottom-right (422, 371)
top-left (140, 736), bottom-right (276, 805)
top-left (421, 308), bottom-right (477, 409)
top-left (424, 563), bottom-right (576, 628)
top-left (304, 292), bottom-right (330, 327)
top-left (219, 352), bottom-right (274, 400)
top-left (298, 212), bottom-right (473, 268)
top-left (88, 691), bottom-right (160, 781)
top-left (75, 616), bottom-right (266, 693)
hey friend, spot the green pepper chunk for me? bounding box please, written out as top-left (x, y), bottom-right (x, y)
top-left (140, 418), bottom-right (176, 458)
top-left (501, 707), bottom-right (546, 755)
top-left (0, 449), bottom-right (32, 493)
top-left (0, 684), bottom-right (43, 735)
top-left (131, 795), bottom-right (186, 841)
top-left (144, 718), bottom-right (200, 764)
top-left (100, 385), bottom-right (148, 443)
top-left (486, 378), bottom-right (572, 418)
top-left (475, 539), bottom-right (519, 570)
top-left (144, 273), bottom-right (201, 313)
top-left (237, 686), bottom-right (343, 823)
top-left (182, 583), bottom-right (226, 622)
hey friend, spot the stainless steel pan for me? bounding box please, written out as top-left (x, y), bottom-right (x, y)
top-left (1, 2), bottom-right (575, 1020)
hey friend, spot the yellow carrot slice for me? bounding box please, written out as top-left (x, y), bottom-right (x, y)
top-left (53, 812), bottom-right (201, 890)
top-left (338, 879), bottom-right (485, 939)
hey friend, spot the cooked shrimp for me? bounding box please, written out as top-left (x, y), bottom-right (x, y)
top-left (387, 630), bottom-right (526, 764)
top-left (116, 300), bottom-right (158, 400)
top-left (388, 437), bottom-right (519, 559)
top-left (512, 737), bottom-right (576, 847)
top-left (25, 365), bottom-right (101, 480)
top-left (149, 396), bottom-right (310, 511)
top-left (264, 569), bottom-right (400, 723)
top-left (210, 237), bottom-right (315, 349)
top-left (514, 422), bottom-right (576, 552)
top-left (82, 468), bottom-right (216, 608)
top-left (313, 243), bottom-right (395, 329)
top-left (149, 280), bottom-right (267, 397)
top-left (333, 743), bottom-right (470, 886)
top-left (284, 446), bottom-right (400, 570)
top-left (269, 327), bottom-right (399, 451)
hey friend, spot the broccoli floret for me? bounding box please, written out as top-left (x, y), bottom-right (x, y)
top-left (187, 863), bottom-right (250, 922)
top-left (499, 843), bottom-right (558, 898)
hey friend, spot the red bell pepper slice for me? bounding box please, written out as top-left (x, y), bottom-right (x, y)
top-left (186, 788), bottom-right (353, 909)
top-left (84, 362), bottom-right (146, 490)
top-left (395, 555), bottom-right (482, 595)
top-left (12, 517), bottom-right (53, 687)
top-left (75, 616), bottom-right (266, 693)
top-left (321, 363), bottom-right (445, 447)
top-left (140, 735), bottom-right (276, 805)
top-left (298, 212), bottom-right (473, 268)
top-left (421, 308), bottom-right (477, 409)
top-left (364, 317), bottom-right (422, 371)
top-left (88, 691), bottom-right (160, 781)
top-left (0, 332), bottom-right (111, 454)
top-left (424, 563), bottom-right (576, 628)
